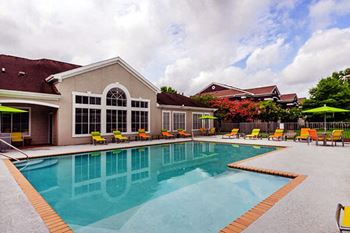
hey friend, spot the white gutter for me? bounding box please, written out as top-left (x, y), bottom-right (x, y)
top-left (0, 89), bottom-right (61, 101)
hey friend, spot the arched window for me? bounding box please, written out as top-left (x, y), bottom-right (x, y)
top-left (106, 88), bottom-right (127, 106)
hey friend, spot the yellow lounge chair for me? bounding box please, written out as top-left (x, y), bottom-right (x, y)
top-left (336, 203), bottom-right (350, 232)
top-left (91, 131), bottom-right (107, 145)
top-left (223, 128), bottom-right (239, 138)
top-left (138, 129), bottom-right (151, 140)
top-left (178, 129), bottom-right (191, 137)
top-left (327, 130), bottom-right (344, 147)
top-left (208, 127), bottom-right (216, 136)
top-left (161, 129), bottom-right (175, 139)
top-left (268, 129), bottom-right (284, 141)
top-left (244, 129), bottom-right (261, 139)
top-left (11, 132), bottom-right (24, 146)
top-left (295, 128), bottom-right (310, 141)
top-left (113, 130), bottom-right (128, 142)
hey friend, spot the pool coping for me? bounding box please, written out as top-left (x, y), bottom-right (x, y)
top-left (219, 151), bottom-right (307, 233)
top-left (3, 159), bottom-right (73, 233)
top-left (4, 140), bottom-right (305, 233)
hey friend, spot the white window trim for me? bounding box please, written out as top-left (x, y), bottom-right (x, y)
top-left (192, 112), bottom-right (211, 131)
top-left (72, 83), bottom-right (151, 137)
top-left (162, 110), bottom-right (172, 131)
top-left (172, 111), bottom-right (186, 131)
top-left (0, 106), bottom-right (31, 136)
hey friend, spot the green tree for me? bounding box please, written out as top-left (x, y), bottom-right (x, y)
top-left (258, 100), bottom-right (282, 122)
top-left (303, 68), bottom-right (350, 121)
top-left (160, 86), bottom-right (178, 94)
top-left (191, 94), bottom-right (216, 106)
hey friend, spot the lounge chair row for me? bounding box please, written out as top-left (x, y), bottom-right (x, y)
top-left (222, 128), bottom-right (345, 146)
top-left (222, 128), bottom-right (262, 140)
top-left (91, 129), bottom-right (192, 145)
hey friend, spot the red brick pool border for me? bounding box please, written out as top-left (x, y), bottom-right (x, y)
top-left (3, 159), bottom-right (73, 233)
top-left (219, 162), bottom-right (307, 233)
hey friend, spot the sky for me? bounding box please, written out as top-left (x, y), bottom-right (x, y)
top-left (1, 0), bottom-right (350, 97)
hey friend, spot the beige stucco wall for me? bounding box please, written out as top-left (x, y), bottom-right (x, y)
top-left (157, 107), bottom-right (214, 133)
top-left (54, 62), bottom-right (161, 145)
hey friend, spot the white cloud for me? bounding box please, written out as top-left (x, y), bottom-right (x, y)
top-left (309, 0), bottom-right (350, 30)
top-left (281, 27), bottom-right (350, 87)
top-left (245, 38), bottom-right (289, 71)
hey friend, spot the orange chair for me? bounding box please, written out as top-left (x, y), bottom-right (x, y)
top-left (138, 129), bottom-right (151, 140)
top-left (199, 128), bottom-right (207, 136)
top-left (178, 129), bottom-right (191, 137)
top-left (307, 129), bottom-right (324, 145)
top-left (161, 129), bottom-right (174, 139)
top-left (268, 129), bottom-right (284, 141)
top-left (295, 128), bottom-right (310, 142)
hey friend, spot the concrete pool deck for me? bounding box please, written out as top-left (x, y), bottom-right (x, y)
top-left (0, 136), bottom-right (349, 232)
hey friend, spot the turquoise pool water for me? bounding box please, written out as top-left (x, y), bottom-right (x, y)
top-left (16, 142), bottom-right (289, 233)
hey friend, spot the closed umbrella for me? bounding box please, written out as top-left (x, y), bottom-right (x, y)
top-left (302, 104), bottom-right (349, 131)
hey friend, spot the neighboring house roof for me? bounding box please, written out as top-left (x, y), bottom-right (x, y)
top-left (201, 89), bottom-right (249, 98)
top-left (0, 54), bottom-right (80, 95)
top-left (46, 57), bottom-right (160, 93)
top-left (197, 82), bottom-right (253, 95)
top-left (279, 93), bottom-right (298, 102)
top-left (243, 85), bottom-right (279, 96)
top-left (157, 93), bottom-right (210, 108)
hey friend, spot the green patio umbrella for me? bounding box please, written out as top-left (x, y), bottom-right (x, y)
top-left (302, 104), bottom-right (350, 131)
top-left (0, 106), bottom-right (27, 113)
top-left (199, 115), bottom-right (217, 120)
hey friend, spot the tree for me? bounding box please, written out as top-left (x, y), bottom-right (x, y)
top-left (303, 68), bottom-right (350, 121)
top-left (191, 94), bottom-right (216, 106)
top-left (160, 86), bottom-right (178, 94)
top-left (210, 98), bottom-right (260, 122)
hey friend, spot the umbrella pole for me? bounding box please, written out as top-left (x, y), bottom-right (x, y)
top-left (324, 113), bottom-right (326, 132)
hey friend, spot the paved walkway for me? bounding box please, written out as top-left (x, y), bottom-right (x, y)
top-left (1, 137), bottom-right (349, 233)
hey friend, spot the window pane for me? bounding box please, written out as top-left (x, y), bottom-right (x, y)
top-left (162, 112), bottom-right (170, 130)
top-left (76, 95), bottom-right (82, 104)
top-left (106, 88), bottom-right (127, 106)
top-left (173, 113), bottom-right (185, 130)
top-left (82, 96), bottom-right (89, 104)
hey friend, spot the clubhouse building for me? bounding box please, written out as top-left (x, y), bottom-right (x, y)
top-left (0, 55), bottom-right (215, 146)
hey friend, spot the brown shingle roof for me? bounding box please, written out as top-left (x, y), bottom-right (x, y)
top-left (157, 93), bottom-right (209, 108)
top-left (200, 89), bottom-right (248, 98)
top-left (243, 85), bottom-right (277, 95)
top-left (0, 54), bottom-right (80, 94)
top-left (280, 93), bottom-right (297, 102)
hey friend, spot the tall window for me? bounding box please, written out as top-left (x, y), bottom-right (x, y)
top-left (192, 113), bottom-right (210, 130)
top-left (106, 110), bottom-right (127, 133)
top-left (75, 108), bottom-right (101, 134)
top-left (192, 113), bottom-right (202, 130)
top-left (0, 111), bottom-right (29, 134)
top-left (173, 112), bottom-right (185, 130)
top-left (162, 111), bottom-right (170, 131)
top-left (106, 88), bottom-right (127, 106)
top-left (131, 111), bottom-right (148, 132)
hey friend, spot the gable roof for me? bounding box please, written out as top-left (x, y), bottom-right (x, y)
top-left (196, 82), bottom-right (252, 95)
top-left (157, 93), bottom-right (210, 108)
top-left (0, 54), bottom-right (79, 95)
top-left (280, 93), bottom-right (298, 102)
top-left (200, 89), bottom-right (250, 98)
top-left (243, 85), bottom-right (279, 96)
top-left (46, 57), bottom-right (160, 93)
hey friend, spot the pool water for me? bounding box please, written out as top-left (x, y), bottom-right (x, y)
top-left (16, 142), bottom-right (289, 233)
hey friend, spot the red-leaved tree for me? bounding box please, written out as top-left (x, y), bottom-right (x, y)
top-left (210, 98), bottom-right (260, 122)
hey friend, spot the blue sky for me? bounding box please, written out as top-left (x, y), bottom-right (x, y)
top-left (1, 0), bottom-right (350, 97)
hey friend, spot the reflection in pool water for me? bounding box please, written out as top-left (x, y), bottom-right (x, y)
top-left (18, 142), bottom-right (288, 233)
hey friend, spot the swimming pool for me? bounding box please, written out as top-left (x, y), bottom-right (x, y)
top-left (16, 141), bottom-right (289, 233)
